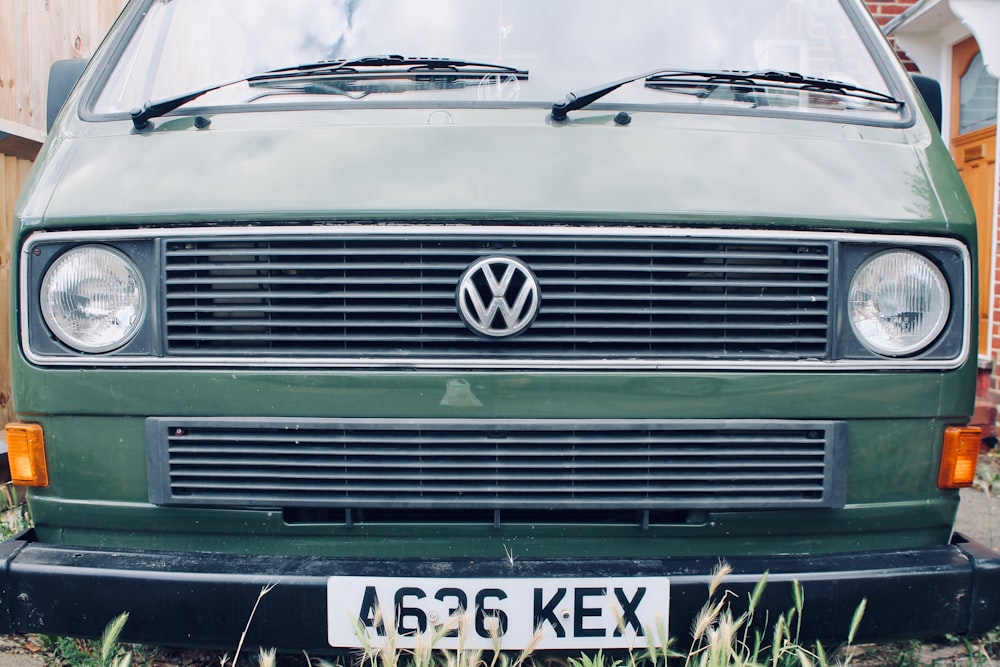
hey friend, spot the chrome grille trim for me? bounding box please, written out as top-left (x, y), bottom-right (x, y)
top-left (21, 226), bottom-right (973, 370)
top-left (147, 418), bottom-right (848, 511)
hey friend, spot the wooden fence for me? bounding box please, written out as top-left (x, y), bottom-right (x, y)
top-left (0, 1), bottom-right (128, 428)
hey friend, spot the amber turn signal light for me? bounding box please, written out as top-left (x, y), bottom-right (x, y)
top-left (4, 423), bottom-right (49, 487)
top-left (938, 426), bottom-right (981, 489)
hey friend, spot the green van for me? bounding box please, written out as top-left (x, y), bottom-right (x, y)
top-left (3, 0), bottom-right (1000, 652)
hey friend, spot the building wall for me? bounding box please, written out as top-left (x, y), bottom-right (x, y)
top-left (0, 0), bottom-right (128, 425)
top-left (866, 0), bottom-right (922, 70)
top-left (986, 145), bottom-right (1000, 417)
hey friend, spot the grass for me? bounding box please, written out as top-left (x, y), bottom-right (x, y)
top-left (42, 620), bottom-right (1000, 667)
top-left (975, 449), bottom-right (1000, 495)
top-left (39, 614), bottom-right (134, 667)
top-left (0, 480), bottom-right (32, 540)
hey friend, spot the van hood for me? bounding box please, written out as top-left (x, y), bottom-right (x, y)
top-left (30, 110), bottom-right (956, 227)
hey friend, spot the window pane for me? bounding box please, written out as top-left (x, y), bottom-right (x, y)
top-left (959, 52), bottom-right (998, 135)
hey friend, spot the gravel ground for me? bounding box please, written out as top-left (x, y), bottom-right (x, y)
top-left (954, 486), bottom-right (1000, 549)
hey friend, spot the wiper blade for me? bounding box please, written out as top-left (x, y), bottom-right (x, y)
top-left (260, 54), bottom-right (527, 79)
top-left (252, 77), bottom-right (485, 102)
top-left (645, 70), bottom-right (903, 106)
top-left (550, 68), bottom-right (902, 121)
top-left (130, 54), bottom-right (527, 129)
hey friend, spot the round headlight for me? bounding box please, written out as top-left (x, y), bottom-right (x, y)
top-left (848, 250), bottom-right (949, 357)
top-left (40, 245), bottom-right (146, 353)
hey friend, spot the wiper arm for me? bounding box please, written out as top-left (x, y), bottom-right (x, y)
top-left (130, 54), bottom-right (527, 130)
top-left (551, 69), bottom-right (664, 122)
top-left (550, 68), bottom-right (902, 121)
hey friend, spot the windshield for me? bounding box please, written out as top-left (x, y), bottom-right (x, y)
top-left (94, 0), bottom-right (901, 122)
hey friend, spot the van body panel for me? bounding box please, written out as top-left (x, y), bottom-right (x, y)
top-left (4, 0), bottom-right (999, 649)
top-left (26, 112), bottom-right (958, 226)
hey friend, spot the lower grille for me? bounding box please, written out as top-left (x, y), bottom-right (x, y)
top-left (147, 418), bottom-right (847, 513)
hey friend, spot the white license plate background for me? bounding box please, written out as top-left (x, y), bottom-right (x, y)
top-left (327, 576), bottom-right (670, 650)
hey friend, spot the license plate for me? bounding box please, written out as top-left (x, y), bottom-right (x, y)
top-left (327, 576), bottom-right (670, 650)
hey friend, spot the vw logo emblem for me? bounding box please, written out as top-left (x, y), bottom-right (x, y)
top-left (457, 256), bottom-right (541, 338)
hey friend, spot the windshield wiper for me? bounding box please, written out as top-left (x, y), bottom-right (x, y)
top-left (646, 70), bottom-right (903, 105)
top-left (130, 55), bottom-right (527, 130)
top-left (261, 54), bottom-right (526, 79)
top-left (550, 68), bottom-right (902, 121)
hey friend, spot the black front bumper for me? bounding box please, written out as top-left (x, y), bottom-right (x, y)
top-left (1, 531), bottom-right (999, 651)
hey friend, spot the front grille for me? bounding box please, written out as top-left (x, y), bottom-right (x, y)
top-left (147, 418), bottom-right (847, 514)
top-left (163, 232), bottom-right (831, 361)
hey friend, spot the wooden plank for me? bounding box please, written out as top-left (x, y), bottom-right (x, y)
top-left (14, 0), bottom-right (33, 129)
top-left (0, 154), bottom-right (33, 425)
top-left (1, 0), bottom-right (128, 133)
top-left (17, 156), bottom-right (31, 185)
top-left (0, 118), bottom-right (45, 160)
top-left (6, 1), bottom-right (29, 127)
top-left (0, 0), bottom-right (15, 121)
top-left (0, 156), bottom-right (9, 274)
top-left (0, 155), bottom-right (8, 251)
top-left (0, 155), bottom-right (15, 424)
top-left (0, 1), bottom-right (129, 189)
top-left (24, 1), bottom-right (49, 131)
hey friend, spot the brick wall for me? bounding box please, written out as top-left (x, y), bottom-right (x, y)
top-left (986, 207), bottom-right (1000, 443)
top-left (864, 0), bottom-right (921, 71)
top-left (990, 208), bottom-right (1000, 405)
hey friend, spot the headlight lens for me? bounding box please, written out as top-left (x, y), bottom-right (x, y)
top-left (40, 245), bottom-right (146, 353)
top-left (848, 250), bottom-right (950, 357)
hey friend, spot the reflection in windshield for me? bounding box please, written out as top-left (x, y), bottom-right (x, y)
top-left (95, 0), bottom-right (897, 120)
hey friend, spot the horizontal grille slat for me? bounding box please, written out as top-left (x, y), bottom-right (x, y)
top-left (166, 275), bottom-right (828, 289)
top-left (167, 305), bottom-right (826, 316)
top-left (149, 419), bottom-right (847, 513)
top-left (168, 460), bottom-right (825, 472)
top-left (167, 333), bottom-right (828, 344)
top-left (165, 292), bottom-right (828, 303)
top-left (174, 481), bottom-right (826, 495)
top-left (164, 246), bottom-right (827, 261)
top-left (171, 471), bottom-right (826, 484)
top-left (163, 231), bottom-right (831, 361)
top-left (164, 318), bottom-right (826, 332)
top-left (164, 255), bottom-right (826, 272)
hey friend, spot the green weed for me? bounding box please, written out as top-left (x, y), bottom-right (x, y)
top-left (0, 481), bottom-right (32, 540)
top-left (975, 450), bottom-right (1000, 495)
top-left (40, 613), bottom-right (133, 667)
top-left (671, 564), bottom-right (866, 667)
